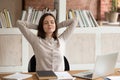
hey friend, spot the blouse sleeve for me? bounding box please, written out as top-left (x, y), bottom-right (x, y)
top-left (17, 20), bottom-right (39, 45)
top-left (58, 18), bottom-right (78, 41)
top-left (25, 21), bottom-right (38, 30)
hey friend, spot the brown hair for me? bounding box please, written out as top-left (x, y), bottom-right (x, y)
top-left (37, 13), bottom-right (58, 40)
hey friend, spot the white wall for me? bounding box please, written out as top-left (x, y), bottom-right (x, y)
top-left (0, 28), bottom-right (29, 72)
top-left (65, 26), bottom-right (120, 70)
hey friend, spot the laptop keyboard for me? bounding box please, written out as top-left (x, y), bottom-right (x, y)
top-left (84, 73), bottom-right (93, 78)
top-left (73, 71), bottom-right (93, 78)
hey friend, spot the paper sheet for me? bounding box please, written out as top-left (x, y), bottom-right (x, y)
top-left (54, 72), bottom-right (75, 80)
top-left (3, 72), bottom-right (32, 80)
top-left (105, 76), bottom-right (120, 80)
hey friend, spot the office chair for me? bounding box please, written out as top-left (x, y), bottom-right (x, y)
top-left (28, 55), bottom-right (70, 72)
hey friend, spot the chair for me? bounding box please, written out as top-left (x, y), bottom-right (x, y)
top-left (28, 55), bottom-right (70, 72)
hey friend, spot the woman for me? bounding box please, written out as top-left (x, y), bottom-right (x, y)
top-left (17, 13), bottom-right (78, 71)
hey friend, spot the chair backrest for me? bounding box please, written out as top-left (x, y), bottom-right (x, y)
top-left (28, 55), bottom-right (36, 72)
top-left (28, 55), bottom-right (70, 72)
top-left (64, 56), bottom-right (70, 71)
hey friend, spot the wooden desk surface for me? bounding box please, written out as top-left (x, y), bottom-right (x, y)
top-left (0, 69), bottom-right (120, 80)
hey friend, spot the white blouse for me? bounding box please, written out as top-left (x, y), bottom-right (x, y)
top-left (17, 18), bottom-right (78, 71)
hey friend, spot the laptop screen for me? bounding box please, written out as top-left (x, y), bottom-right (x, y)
top-left (92, 52), bottom-right (118, 79)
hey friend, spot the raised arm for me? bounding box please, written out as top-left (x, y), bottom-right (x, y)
top-left (24, 21), bottom-right (38, 30)
top-left (57, 18), bottom-right (77, 29)
top-left (58, 18), bottom-right (78, 41)
top-left (17, 20), bottom-right (39, 45)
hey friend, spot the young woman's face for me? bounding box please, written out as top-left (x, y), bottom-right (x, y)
top-left (43, 15), bottom-right (56, 35)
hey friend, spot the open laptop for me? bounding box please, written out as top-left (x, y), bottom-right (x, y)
top-left (72, 52), bottom-right (119, 79)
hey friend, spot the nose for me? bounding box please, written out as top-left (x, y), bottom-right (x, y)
top-left (48, 22), bottom-right (51, 25)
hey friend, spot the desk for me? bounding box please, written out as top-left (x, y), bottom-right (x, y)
top-left (0, 69), bottom-right (120, 80)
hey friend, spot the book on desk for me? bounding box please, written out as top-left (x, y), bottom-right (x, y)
top-left (36, 71), bottom-right (57, 79)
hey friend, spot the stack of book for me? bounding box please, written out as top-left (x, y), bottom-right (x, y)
top-left (67, 9), bottom-right (99, 28)
top-left (0, 9), bottom-right (12, 28)
top-left (21, 7), bottom-right (57, 25)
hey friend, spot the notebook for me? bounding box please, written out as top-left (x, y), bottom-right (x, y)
top-left (36, 70), bottom-right (57, 79)
top-left (72, 52), bottom-right (119, 79)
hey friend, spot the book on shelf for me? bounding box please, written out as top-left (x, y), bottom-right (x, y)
top-left (83, 10), bottom-right (92, 27)
top-left (74, 10), bottom-right (84, 28)
top-left (68, 10), bottom-right (74, 19)
top-left (35, 10), bottom-right (42, 25)
top-left (0, 9), bottom-right (12, 28)
top-left (21, 10), bottom-right (27, 21)
top-left (0, 12), bottom-right (5, 28)
top-left (26, 7), bottom-right (33, 23)
top-left (67, 9), bottom-right (99, 28)
top-left (21, 7), bottom-right (57, 26)
top-left (32, 10), bottom-right (38, 24)
top-left (4, 9), bottom-right (12, 28)
top-left (0, 12), bottom-right (6, 28)
top-left (79, 10), bottom-right (86, 27)
top-left (0, 21), bottom-right (2, 28)
top-left (86, 10), bottom-right (95, 27)
top-left (89, 11), bottom-right (99, 27)
top-left (36, 71), bottom-right (57, 79)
